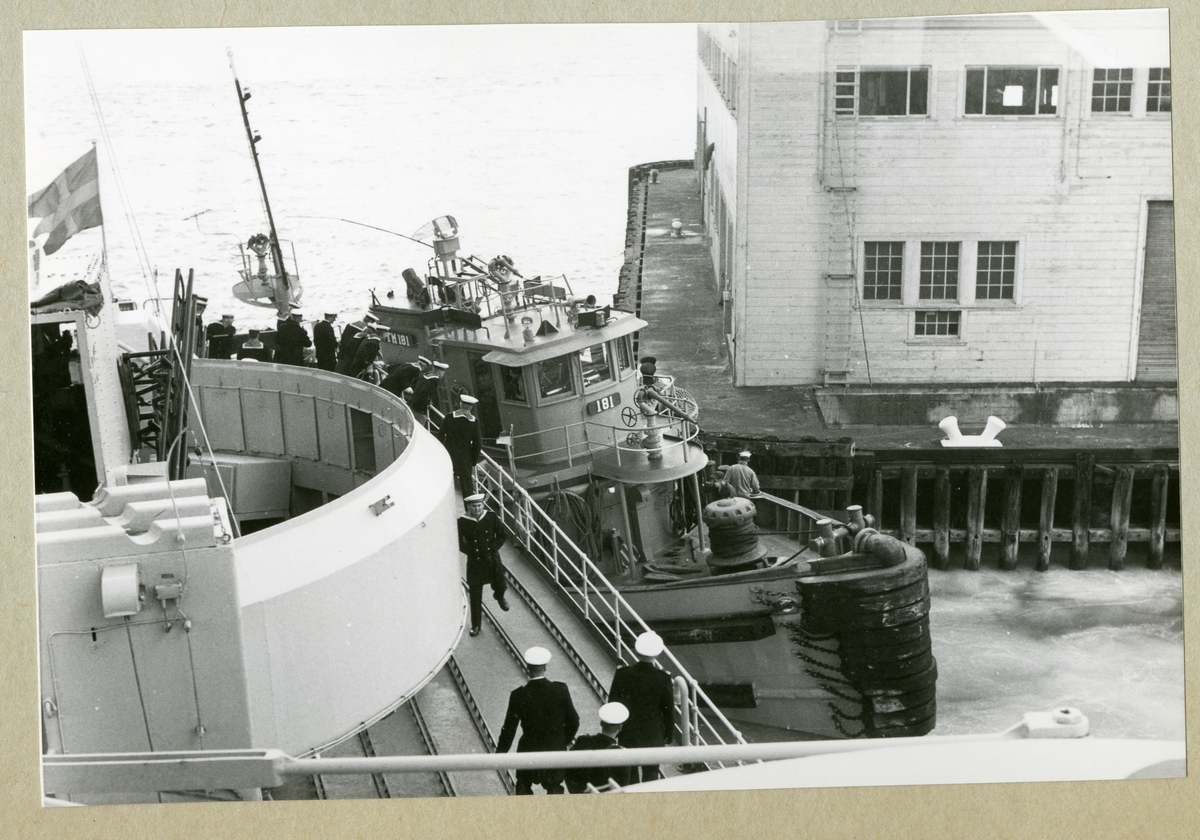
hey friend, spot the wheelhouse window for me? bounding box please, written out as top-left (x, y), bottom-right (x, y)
top-left (1147, 68), bottom-right (1171, 112)
top-left (976, 241), bottom-right (1017, 300)
top-left (1092, 68), bottom-right (1132, 112)
top-left (835, 67), bottom-right (929, 116)
top-left (965, 66), bottom-right (1058, 116)
top-left (919, 242), bottom-right (960, 300)
top-left (537, 356), bottom-right (575, 400)
top-left (914, 310), bottom-right (961, 337)
top-left (501, 366), bottom-right (527, 403)
top-left (616, 336), bottom-right (633, 373)
top-left (579, 343), bottom-right (614, 388)
top-left (863, 242), bottom-right (904, 301)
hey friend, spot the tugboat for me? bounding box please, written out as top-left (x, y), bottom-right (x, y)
top-left (369, 224), bottom-right (937, 739)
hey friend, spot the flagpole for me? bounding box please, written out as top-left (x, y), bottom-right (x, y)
top-left (92, 140), bottom-right (113, 300)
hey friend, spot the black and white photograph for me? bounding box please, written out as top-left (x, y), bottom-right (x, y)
top-left (19, 7), bottom-right (1187, 825)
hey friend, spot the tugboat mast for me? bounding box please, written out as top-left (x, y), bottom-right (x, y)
top-left (228, 50), bottom-right (291, 299)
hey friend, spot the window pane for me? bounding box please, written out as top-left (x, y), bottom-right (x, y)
top-left (919, 242), bottom-right (959, 300)
top-left (1091, 68), bottom-right (1132, 113)
top-left (501, 366), bottom-right (526, 403)
top-left (538, 357), bottom-right (575, 399)
top-left (914, 311), bottom-right (961, 337)
top-left (986, 67), bottom-right (1038, 115)
top-left (616, 336), bottom-right (632, 371)
top-left (579, 343), bottom-right (614, 387)
top-left (976, 241), bottom-right (1017, 300)
top-left (860, 69), bottom-right (911, 115)
top-left (1038, 68), bottom-right (1059, 114)
top-left (909, 68), bottom-right (929, 115)
top-left (965, 68), bottom-right (985, 114)
top-left (1148, 67), bottom-right (1171, 112)
top-left (863, 241), bottom-right (904, 301)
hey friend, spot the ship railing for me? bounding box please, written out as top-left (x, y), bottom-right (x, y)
top-left (748, 491), bottom-right (849, 548)
top-left (431, 271), bottom-right (574, 324)
top-left (475, 453), bottom-right (748, 755)
top-left (485, 416), bottom-right (700, 472)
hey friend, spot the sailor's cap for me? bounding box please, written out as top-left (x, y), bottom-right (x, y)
top-left (289, 302), bottom-right (302, 310)
top-left (464, 493), bottom-right (486, 504)
top-left (634, 631), bottom-right (664, 658)
top-left (324, 312), bottom-right (338, 318)
top-left (221, 313), bottom-right (234, 319)
top-left (417, 356), bottom-right (432, 365)
top-left (460, 394), bottom-right (478, 405)
top-left (524, 646), bottom-right (552, 666)
top-left (364, 313), bottom-right (380, 323)
top-left (598, 702), bottom-right (629, 725)
top-left (290, 309), bottom-right (304, 317)
top-left (194, 296), bottom-right (208, 305)
top-left (432, 361), bottom-right (450, 370)
top-left (738, 450), bottom-right (752, 459)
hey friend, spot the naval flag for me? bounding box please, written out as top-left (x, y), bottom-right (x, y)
top-left (28, 147), bottom-right (103, 255)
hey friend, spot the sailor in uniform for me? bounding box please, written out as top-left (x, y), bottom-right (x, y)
top-left (409, 360), bottom-right (448, 415)
top-left (274, 307), bottom-right (312, 367)
top-left (192, 296), bottom-right (209, 357)
top-left (457, 493), bottom-right (510, 637)
top-left (565, 702), bottom-right (633, 793)
top-left (313, 311), bottom-right (339, 371)
top-left (496, 647), bottom-right (580, 795)
top-left (381, 355), bottom-right (430, 399)
top-left (725, 450), bottom-right (761, 499)
top-left (236, 329), bottom-right (271, 362)
top-left (608, 631), bottom-right (676, 783)
top-left (206, 313), bottom-right (236, 359)
top-left (337, 312), bottom-right (378, 374)
top-left (438, 393), bottom-right (484, 496)
top-left (347, 325), bottom-right (388, 380)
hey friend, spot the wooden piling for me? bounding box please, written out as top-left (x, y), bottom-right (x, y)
top-left (1108, 466), bottom-right (1135, 570)
top-left (1037, 467), bottom-right (1058, 571)
top-left (870, 468), bottom-right (884, 529)
top-left (965, 467), bottom-right (987, 570)
top-left (1070, 453), bottom-right (1094, 570)
top-left (900, 466), bottom-right (918, 546)
top-left (933, 468), bottom-right (951, 570)
top-left (1149, 464), bottom-right (1169, 569)
top-left (1000, 465), bottom-right (1023, 570)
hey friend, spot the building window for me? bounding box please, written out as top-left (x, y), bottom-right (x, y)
top-left (919, 242), bottom-right (960, 300)
top-left (976, 241), bottom-right (1017, 300)
top-left (501, 366), bottom-right (526, 403)
top-left (579, 343), bottom-right (614, 388)
top-left (863, 242), bottom-right (904, 300)
top-left (537, 356), bottom-right (575, 400)
top-left (965, 66), bottom-right (1059, 116)
top-left (835, 67), bottom-right (929, 116)
top-left (1147, 68), bottom-right (1171, 112)
top-left (699, 29), bottom-right (738, 114)
top-left (1091, 68), bottom-right (1132, 112)
top-left (914, 310), bottom-right (961, 337)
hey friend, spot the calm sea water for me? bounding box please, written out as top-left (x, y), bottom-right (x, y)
top-left (25, 25), bottom-right (699, 321)
top-left (23, 25), bottom-right (1185, 744)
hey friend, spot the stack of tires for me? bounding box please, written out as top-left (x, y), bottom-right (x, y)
top-left (797, 536), bottom-right (937, 737)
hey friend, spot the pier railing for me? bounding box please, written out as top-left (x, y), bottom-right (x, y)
top-left (473, 453), bottom-right (748, 754)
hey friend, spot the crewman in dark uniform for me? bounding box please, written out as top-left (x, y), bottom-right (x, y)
top-left (206, 313), bottom-right (236, 359)
top-left (438, 393), bottom-right (483, 496)
top-left (313, 311), bottom-right (339, 371)
top-left (192, 296), bottom-right (209, 357)
top-left (236, 328), bottom-right (271, 362)
top-left (497, 646), bottom-right (580, 795)
top-left (274, 308), bottom-right (312, 367)
top-left (337, 312), bottom-right (378, 374)
top-left (608, 631), bottom-right (676, 783)
top-left (565, 702), bottom-right (633, 793)
top-left (457, 493), bottom-right (510, 637)
top-left (346, 325), bottom-right (387, 380)
top-left (409, 360), bottom-right (448, 415)
top-left (381, 355), bottom-right (430, 399)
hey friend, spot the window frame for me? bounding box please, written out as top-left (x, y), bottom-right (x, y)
top-left (499, 364), bottom-right (529, 405)
top-left (918, 241), bottom-right (961, 302)
top-left (975, 241), bottom-right (1019, 302)
top-left (535, 355), bottom-right (578, 404)
top-left (861, 241), bottom-right (905, 303)
top-left (1091, 68), bottom-right (1133, 114)
top-left (911, 310), bottom-right (963, 340)
top-left (964, 65), bottom-right (1060, 117)
top-left (1147, 67), bottom-right (1171, 114)
top-left (835, 65), bottom-right (931, 117)
top-left (578, 341), bottom-right (616, 391)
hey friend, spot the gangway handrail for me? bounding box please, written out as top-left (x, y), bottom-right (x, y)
top-left (473, 453), bottom-right (747, 751)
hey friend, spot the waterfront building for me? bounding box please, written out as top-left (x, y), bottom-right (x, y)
top-left (695, 13), bottom-right (1174, 389)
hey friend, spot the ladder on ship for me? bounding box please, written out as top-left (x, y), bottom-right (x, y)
top-left (273, 418), bottom-right (745, 800)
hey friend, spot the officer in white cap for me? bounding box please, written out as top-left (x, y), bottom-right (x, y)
top-left (274, 306), bottom-right (312, 367)
top-left (409, 360), bottom-right (449, 415)
top-left (457, 492), bottom-right (509, 636)
top-left (497, 646), bottom-right (580, 795)
top-left (565, 702), bottom-right (633, 793)
top-left (607, 631), bottom-right (675, 782)
top-left (725, 450), bottom-right (761, 499)
top-left (438, 392), bottom-right (483, 495)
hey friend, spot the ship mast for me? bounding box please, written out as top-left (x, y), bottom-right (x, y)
top-left (228, 51), bottom-right (291, 301)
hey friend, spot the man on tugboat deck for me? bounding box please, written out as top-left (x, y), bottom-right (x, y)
top-left (497, 646), bottom-right (580, 795)
top-left (725, 450), bottom-right (761, 499)
top-left (608, 631), bottom-right (675, 783)
top-left (438, 393), bottom-right (484, 496)
top-left (457, 493), bottom-right (510, 637)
